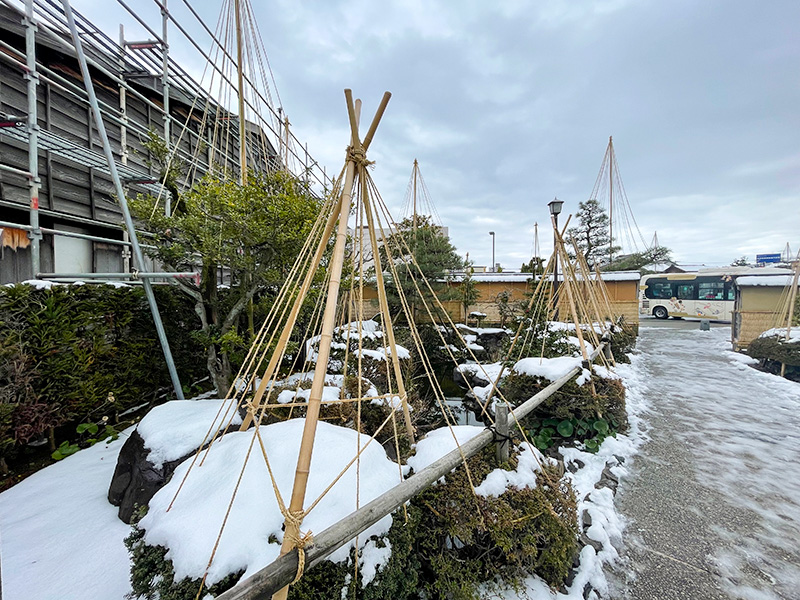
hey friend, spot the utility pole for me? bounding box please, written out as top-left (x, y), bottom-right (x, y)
top-left (489, 231), bottom-right (495, 272)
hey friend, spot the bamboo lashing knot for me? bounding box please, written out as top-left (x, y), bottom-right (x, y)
top-left (283, 508), bottom-right (314, 584)
top-left (347, 145), bottom-right (374, 168)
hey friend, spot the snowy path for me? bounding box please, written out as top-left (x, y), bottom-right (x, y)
top-left (610, 321), bottom-right (800, 600)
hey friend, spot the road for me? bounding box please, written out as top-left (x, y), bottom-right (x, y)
top-left (609, 320), bottom-right (800, 600)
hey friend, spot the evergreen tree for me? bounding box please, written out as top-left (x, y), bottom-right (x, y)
top-left (520, 257), bottom-right (545, 276)
top-left (129, 170), bottom-right (322, 396)
top-left (604, 246), bottom-right (673, 272)
top-left (381, 215), bottom-right (464, 321)
top-left (457, 266), bottom-right (480, 322)
top-left (567, 199), bottom-right (619, 267)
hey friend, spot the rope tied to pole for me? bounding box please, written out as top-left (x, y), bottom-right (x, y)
top-left (485, 423), bottom-right (513, 444)
top-left (347, 145), bottom-right (374, 169)
top-left (283, 509), bottom-right (314, 584)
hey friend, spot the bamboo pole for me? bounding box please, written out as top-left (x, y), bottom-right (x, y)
top-left (217, 345), bottom-right (606, 600)
top-left (272, 90), bottom-right (391, 600)
top-left (234, 0), bottom-right (247, 186)
top-left (361, 167), bottom-right (415, 442)
top-left (781, 259), bottom-right (800, 377)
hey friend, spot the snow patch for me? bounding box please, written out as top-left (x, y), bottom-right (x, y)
top-left (137, 398), bottom-right (242, 468)
top-left (140, 419), bottom-right (403, 585)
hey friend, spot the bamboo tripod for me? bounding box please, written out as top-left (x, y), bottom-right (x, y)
top-left (270, 90), bottom-right (413, 600)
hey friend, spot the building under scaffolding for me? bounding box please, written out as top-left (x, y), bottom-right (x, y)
top-left (0, 0), bottom-right (328, 284)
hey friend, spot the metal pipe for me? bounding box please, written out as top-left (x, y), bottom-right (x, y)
top-left (0, 219), bottom-right (131, 247)
top-left (60, 0), bottom-right (185, 400)
top-left (37, 271), bottom-right (197, 279)
top-left (0, 163), bottom-right (32, 178)
top-left (25, 0), bottom-right (42, 278)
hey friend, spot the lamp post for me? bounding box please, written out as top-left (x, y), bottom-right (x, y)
top-left (489, 231), bottom-right (495, 272)
top-left (548, 197), bottom-right (564, 319)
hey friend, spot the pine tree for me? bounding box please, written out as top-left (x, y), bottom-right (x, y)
top-left (567, 199), bottom-right (619, 267)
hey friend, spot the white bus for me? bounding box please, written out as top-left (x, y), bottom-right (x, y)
top-left (639, 273), bottom-right (735, 321)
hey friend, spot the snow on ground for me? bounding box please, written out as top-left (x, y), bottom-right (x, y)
top-left (137, 398), bottom-right (242, 467)
top-left (488, 349), bottom-right (650, 600)
top-left (610, 324), bottom-right (800, 599)
top-left (142, 419), bottom-right (402, 585)
top-left (0, 429), bottom-right (135, 600)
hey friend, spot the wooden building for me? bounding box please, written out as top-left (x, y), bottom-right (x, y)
top-left (358, 270), bottom-right (641, 327)
top-left (732, 275), bottom-right (798, 351)
top-left (0, 2), bottom-right (325, 284)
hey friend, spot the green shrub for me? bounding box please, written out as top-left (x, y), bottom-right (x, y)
top-left (0, 283), bottom-right (208, 472)
top-left (499, 370), bottom-right (627, 450)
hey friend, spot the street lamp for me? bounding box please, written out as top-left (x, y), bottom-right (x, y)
top-left (489, 231), bottom-right (495, 272)
top-left (548, 198), bottom-right (563, 318)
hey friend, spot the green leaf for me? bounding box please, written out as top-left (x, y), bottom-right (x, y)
top-left (77, 422), bottom-right (98, 435)
top-left (556, 420), bottom-right (574, 437)
top-left (543, 418), bottom-right (560, 428)
top-left (51, 441), bottom-right (79, 460)
top-left (584, 439), bottom-right (599, 452)
top-left (592, 419), bottom-right (609, 435)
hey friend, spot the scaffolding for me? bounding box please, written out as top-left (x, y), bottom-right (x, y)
top-left (0, 0), bottom-right (332, 399)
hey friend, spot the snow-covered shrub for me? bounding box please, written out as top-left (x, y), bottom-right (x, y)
top-left (408, 445), bottom-right (578, 599)
top-left (609, 323), bottom-right (637, 364)
top-left (747, 332), bottom-right (800, 381)
top-left (499, 371), bottom-right (627, 451)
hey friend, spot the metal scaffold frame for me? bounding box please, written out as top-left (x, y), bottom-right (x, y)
top-left (0, 0), bottom-right (334, 400)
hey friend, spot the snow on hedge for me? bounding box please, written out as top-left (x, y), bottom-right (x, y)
top-left (474, 444), bottom-right (549, 497)
top-left (406, 425), bottom-right (485, 474)
top-left (137, 399), bottom-right (242, 468)
top-left (513, 356), bottom-right (585, 382)
top-left (140, 419), bottom-right (403, 585)
top-left (758, 327), bottom-right (800, 343)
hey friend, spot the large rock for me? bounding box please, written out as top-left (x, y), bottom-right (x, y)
top-left (107, 429), bottom-right (191, 524)
top-left (108, 398), bottom-right (244, 524)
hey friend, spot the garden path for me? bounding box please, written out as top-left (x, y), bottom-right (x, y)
top-left (609, 321), bottom-right (800, 600)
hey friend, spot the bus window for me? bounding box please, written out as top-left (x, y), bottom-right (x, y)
top-left (698, 281), bottom-right (725, 300)
top-left (649, 282), bottom-right (672, 299)
top-left (727, 285), bottom-right (735, 301)
top-left (676, 283), bottom-right (696, 300)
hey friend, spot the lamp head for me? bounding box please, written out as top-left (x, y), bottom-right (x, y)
top-left (489, 231), bottom-right (495, 236)
top-left (548, 198), bottom-right (564, 216)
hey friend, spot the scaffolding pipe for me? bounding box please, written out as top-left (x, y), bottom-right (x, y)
top-left (0, 163), bottom-right (32, 178)
top-left (38, 271), bottom-right (197, 279)
top-left (24, 0), bottom-right (42, 278)
top-left (60, 0), bottom-right (185, 400)
top-left (160, 0), bottom-right (171, 215)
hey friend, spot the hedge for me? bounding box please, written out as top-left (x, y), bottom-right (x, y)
top-left (0, 283), bottom-right (208, 472)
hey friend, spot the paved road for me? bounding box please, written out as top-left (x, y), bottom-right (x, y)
top-left (609, 321), bottom-right (800, 600)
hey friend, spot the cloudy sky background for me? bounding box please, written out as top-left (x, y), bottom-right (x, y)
top-left (75, 0), bottom-right (800, 269)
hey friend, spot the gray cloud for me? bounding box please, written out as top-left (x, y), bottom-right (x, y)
top-left (76, 0), bottom-right (800, 267)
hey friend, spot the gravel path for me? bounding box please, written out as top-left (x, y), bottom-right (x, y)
top-left (609, 321), bottom-right (800, 600)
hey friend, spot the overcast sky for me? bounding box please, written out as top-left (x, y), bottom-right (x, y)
top-left (75, 0), bottom-right (800, 269)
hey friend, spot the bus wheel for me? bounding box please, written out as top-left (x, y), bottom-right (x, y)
top-left (653, 306), bottom-right (668, 319)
